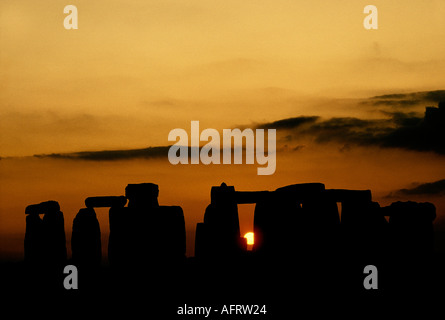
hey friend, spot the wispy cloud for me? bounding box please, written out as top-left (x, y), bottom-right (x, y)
top-left (388, 179), bottom-right (445, 197)
top-left (361, 90), bottom-right (445, 108)
top-left (25, 91), bottom-right (445, 159)
top-left (256, 116), bottom-right (319, 130)
top-left (32, 146), bottom-right (253, 162)
top-left (34, 146), bottom-right (171, 161)
top-left (256, 98), bottom-right (445, 155)
top-left (371, 90), bottom-right (445, 101)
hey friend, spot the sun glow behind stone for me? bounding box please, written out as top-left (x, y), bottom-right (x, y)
top-left (244, 232), bottom-right (254, 246)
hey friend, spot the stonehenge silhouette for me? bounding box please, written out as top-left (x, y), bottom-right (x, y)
top-left (24, 182), bottom-right (437, 296)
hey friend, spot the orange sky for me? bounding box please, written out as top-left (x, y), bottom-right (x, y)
top-left (1, 0), bottom-right (445, 156)
top-left (1, 0), bottom-right (445, 260)
top-left (1, 144), bottom-right (444, 259)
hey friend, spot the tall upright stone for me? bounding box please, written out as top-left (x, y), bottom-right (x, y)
top-left (71, 207), bottom-right (102, 269)
top-left (108, 183), bottom-right (186, 269)
top-left (24, 201), bottom-right (67, 267)
top-left (200, 183), bottom-right (244, 260)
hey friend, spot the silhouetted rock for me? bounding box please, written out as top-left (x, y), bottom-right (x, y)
top-left (72, 208), bottom-right (102, 268)
top-left (41, 209), bottom-right (67, 267)
top-left (274, 182), bottom-right (325, 199)
top-left (24, 211), bottom-right (43, 264)
top-left (20, 181), bottom-right (440, 298)
top-left (332, 190), bottom-right (388, 257)
top-left (108, 183), bottom-right (186, 270)
top-left (126, 183), bottom-right (159, 208)
top-left (108, 205), bottom-right (130, 268)
top-left (24, 201), bottom-right (67, 267)
top-left (153, 206), bottom-right (186, 262)
top-left (300, 192), bottom-right (341, 257)
top-left (196, 183), bottom-right (246, 260)
top-left (386, 201), bottom-right (436, 254)
top-left (380, 201), bottom-right (437, 292)
top-left (253, 192), bottom-right (303, 259)
top-left (85, 196), bottom-right (127, 208)
top-left (194, 222), bottom-right (208, 259)
top-left (25, 200), bottom-right (60, 215)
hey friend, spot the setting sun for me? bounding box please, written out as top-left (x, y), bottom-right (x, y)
top-left (244, 232), bottom-right (254, 246)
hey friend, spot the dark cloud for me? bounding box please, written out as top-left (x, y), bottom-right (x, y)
top-left (33, 146), bottom-right (236, 162)
top-left (301, 117), bottom-right (391, 144)
top-left (257, 101), bottom-right (445, 154)
top-left (380, 111), bottom-right (423, 127)
top-left (34, 146), bottom-right (172, 161)
top-left (31, 95), bottom-right (445, 160)
top-left (256, 116), bottom-right (319, 130)
top-left (378, 103), bottom-right (445, 153)
top-left (371, 90), bottom-right (445, 101)
top-left (363, 90), bottom-right (445, 108)
top-left (391, 179), bottom-right (445, 197)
